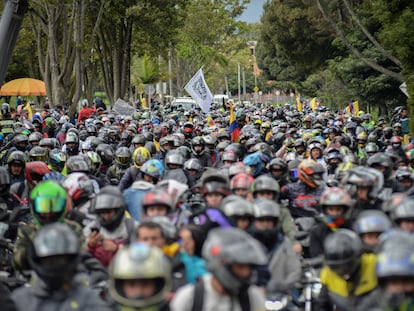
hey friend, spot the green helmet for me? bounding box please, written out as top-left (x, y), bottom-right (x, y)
top-left (30, 180), bottom-right (67, 225)
top-left (45, 117), bottom-right (58, 130)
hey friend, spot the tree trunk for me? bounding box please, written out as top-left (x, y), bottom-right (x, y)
top-left (73, 0), bottom-right (84, 108)
top-left (315, 0), bottom-right (404, 82)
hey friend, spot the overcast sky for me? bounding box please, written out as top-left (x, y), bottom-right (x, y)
top-left (238, 0), bottom-right (266, 23)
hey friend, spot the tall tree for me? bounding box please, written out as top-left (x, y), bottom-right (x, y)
top-left (368, 0), bottom-right (414, 132)
top-left (29, 0), bottom-right (105, 113)
top-left (258, 0), bottom-right (335, 82)
top-left (172, 0), bottom-right (250, 94)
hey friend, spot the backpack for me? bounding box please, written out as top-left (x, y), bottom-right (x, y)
top-left (191, 278), bottom-right (250, 311)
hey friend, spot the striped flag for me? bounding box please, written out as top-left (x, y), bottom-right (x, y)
top-left (229, 103), bottom-right (240, 142)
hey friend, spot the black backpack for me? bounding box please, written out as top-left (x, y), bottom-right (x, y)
top-left (191, 278), bottom-right (250, 311)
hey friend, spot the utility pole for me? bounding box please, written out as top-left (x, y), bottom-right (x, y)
top-left (168, 46), bottom-right (173, 98)
top-left (224, 75), bottom-right (229, 96)
top-left (248, 41), bottom-right (258, 103)
top-left (238, 62), bottom-right (241, 104)
top-left (242, 67), bottom-right (246, 100)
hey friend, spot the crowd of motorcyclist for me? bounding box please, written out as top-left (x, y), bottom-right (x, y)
top-left (0, 96), bottom-right (413, 311)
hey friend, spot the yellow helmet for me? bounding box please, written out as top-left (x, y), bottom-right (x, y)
top-left (132, 147), bottom-right (151, 168)
top-left (109, 243), bottom-right (172, 309)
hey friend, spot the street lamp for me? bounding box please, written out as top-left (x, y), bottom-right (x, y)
top-left (247, 41), bottom-right (258, 102)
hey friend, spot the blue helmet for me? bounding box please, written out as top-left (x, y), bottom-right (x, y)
top-left (376, 230), bottom-right (414, 279)
top-left (242, 153), bottom-right (263, 177)
top-left (140, 159), bottom-right (164, 179)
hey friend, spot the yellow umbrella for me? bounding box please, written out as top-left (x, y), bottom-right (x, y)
top-left (0, 78), bottom-right (46, 96)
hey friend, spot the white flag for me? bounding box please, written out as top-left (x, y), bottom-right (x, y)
top-left (184, 68), bottom-right (213, 113)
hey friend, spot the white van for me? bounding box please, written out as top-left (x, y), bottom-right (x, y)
top-left (213, 94), bottom-right (229, 104)
top-left (171, 97), bottom-right (197, 111)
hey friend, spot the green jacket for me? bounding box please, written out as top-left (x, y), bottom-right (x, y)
top-left (13, 219), bottom-right (85, 271)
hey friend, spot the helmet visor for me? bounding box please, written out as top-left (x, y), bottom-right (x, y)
top-left (33, 196), bottom-right (66, 214)
top-left (117, 156), bottom-right (130, 165)
top-left (289, 168), bottom-right (299, 179)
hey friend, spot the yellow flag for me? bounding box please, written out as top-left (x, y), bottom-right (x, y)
top-left (310, 97), bottom-right (317, 112)
top-left (141, 97), bottom-right (148, 109)
top-left (353, 101), bottom-right (359, 116)
top-left (24, 102), bottom-right (33, 120)
top-left (296, 94), bottom-right (302, 112)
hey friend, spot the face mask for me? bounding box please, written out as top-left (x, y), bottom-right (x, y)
top-left (254, 228), bottom-right (279, 250)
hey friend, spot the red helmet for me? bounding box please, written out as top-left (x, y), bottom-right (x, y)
top-left (230, 173), bottom-right (254, 190)
top-left (142, 190), bottom-right (174, 213)
top-left (320, 187), bottom-right (352, 212)
top-left (391, 136), bottom-right (401, 145)
top-left (25, 161), bottom-right (50, 186)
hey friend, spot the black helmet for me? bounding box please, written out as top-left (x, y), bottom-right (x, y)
top-left (391, 196), bottom-right (414, 224)
top-left (200, 169), bottom-right (230, 197)
top-left (28, 223), bottom-right (80, 289)
top-left (66, 155), bottom-right (90, 174)
top-left (115, 147), bottom-right (132, 168)
top-left (96, 143), bottom-right (114, 166)
top-left (216, 141), bottom-right (230, 152)
top-left (29, 146), bottom-right (49, 162)
top-left (344, 167), bottom-right (384, 199)
top-left (132, 134), bottom-right (146, 146)
top-left (367, 152), bottom-right (393, 179)
top-left (191, 136), bottom-right (205, 155)
top-left (221, 195), bottom-right (255, 226)
top-left (86, 124), bottom-right (97, 136)
top-left (90, 136), bottom-right (105, 150)
top-left (176, 145), bottom-right (191, 160)
top-left (225, 143), bottom-right (247, 161)
top-left (254, 142), bottom-right (272, 158)
top-left (251, 175), bottom-right (280, 200)
top-left (29, 132), bottom-right (43, 145)
top-left (143, 132), bottom-right (154, 142)
top-left (13, 134), bottom-right (29, 151)
top-left (202, 228), bottom-right (266, 296)
top-left (7, 150), bottom-right (27, 167)
top-left (253, 199), bottom-right (280, 221)
top-left (144, 141), bottom-right (157, 155)
top-left (90, 186), bottom-right (125, 231)
top-left (1, 103), bottom-right (10, 115)
top-left (221, 150), bottom-right (238, 163)
top-left (65, 132), bottom-right (79, 156)
top-left (268, 158), bottom-right (288, 179)
top-left (216, 131), bottom-right (230, 141)
top-left (184, 158), bottom-right (203, 173)
top-left (165, 150), bottom-right (185, 167)
top-left (324, 229), bottom-right (362, 278)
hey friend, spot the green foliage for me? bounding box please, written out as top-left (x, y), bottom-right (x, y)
top-left (131, 54), bottom-right (165, 85)
top-left (172, 0), bottom-right (252, 93)
top-left (129, 0), bottom-right (187, 56)
top-left (258, 0), bottom-right (335, 82)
